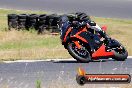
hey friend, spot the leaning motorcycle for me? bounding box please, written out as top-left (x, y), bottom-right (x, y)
top-left (60, 21), bottom-right (128, 63)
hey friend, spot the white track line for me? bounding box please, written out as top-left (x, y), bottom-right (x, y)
top-left (3, 56), bottom-right (132, 63)
top-left (3, 58), bottom-right (75, 63)
top-left (128, 56), bottom-right (132, 58)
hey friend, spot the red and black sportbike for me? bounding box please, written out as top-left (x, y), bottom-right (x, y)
top-left (60, 21), bottom-right (128, 63)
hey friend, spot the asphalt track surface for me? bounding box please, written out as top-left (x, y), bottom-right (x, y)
top-left (0, 0), bottom-right (132, 19)
top-left (0, 58), bottom-right (132, 88)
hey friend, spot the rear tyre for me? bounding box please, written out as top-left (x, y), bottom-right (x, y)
top-left (67, 41), bottom-right (91, 63)
top-left (112, 40), bottom-right (128, 61)
top-left (113, 46), bottom-right (128, 61)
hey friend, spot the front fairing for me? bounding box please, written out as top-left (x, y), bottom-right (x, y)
top-left (60, 22), bottom-right (70, 40)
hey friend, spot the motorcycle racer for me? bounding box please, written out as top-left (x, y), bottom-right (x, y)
top-left (59, 12), bottom-right (128, 62)
top-left (59, 12), bottom-right (112, 47)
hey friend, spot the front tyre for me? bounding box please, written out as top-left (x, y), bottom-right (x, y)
top-left (67, 41), bottom-right (91, 63)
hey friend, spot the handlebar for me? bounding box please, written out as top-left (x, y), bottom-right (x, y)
top-left (71, 20), bottom-right (96, 28)
top-left (71, 21), bottom-right (87, 28)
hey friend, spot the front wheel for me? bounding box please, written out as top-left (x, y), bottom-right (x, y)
top-left (67, 41), bottom-right (91, 63)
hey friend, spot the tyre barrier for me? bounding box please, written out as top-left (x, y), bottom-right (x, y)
top-left (7, 13), bottom-right (60, 34)
top-left (37, 14), bottom-right (47, 34)
top-left (50, 15), bottom-right (60, 33)
top-left (18, 14), bottom-right (27, 30)
top-left (26, 14), bottom-right (39, 30)
top-left (8, 14), bottom-right (18, 30)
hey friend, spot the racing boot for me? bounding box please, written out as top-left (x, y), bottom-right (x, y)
top-left (98, 30), bottom-right (114, 48)
top-left (105, 38), bottom-right (113, 48)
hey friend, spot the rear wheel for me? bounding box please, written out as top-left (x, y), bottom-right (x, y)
top-left (112, 40), bottom-right (128, 61)
top-left (67, 41), bottom-right (91, 63)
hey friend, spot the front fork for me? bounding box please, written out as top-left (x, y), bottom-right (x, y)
top-left (73, 41), bottom-right (82, 49)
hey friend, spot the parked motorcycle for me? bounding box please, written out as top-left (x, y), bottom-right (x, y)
top-left (60, 20), bottom-right (128, 63)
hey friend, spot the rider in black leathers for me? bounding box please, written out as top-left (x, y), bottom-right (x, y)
top-left (59, 12), bottom-right (112, 47)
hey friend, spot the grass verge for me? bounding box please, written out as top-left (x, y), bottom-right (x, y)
top-left (0, 9), bottom-right (132, 60)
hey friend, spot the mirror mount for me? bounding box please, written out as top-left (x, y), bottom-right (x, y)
top-left (101, 25), bottom-right (107, 31)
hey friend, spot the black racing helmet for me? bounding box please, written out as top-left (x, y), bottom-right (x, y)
top-left (75, 12), bottom-right (91, 22)
top-left (67, 13), bottom-right (76, 22)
